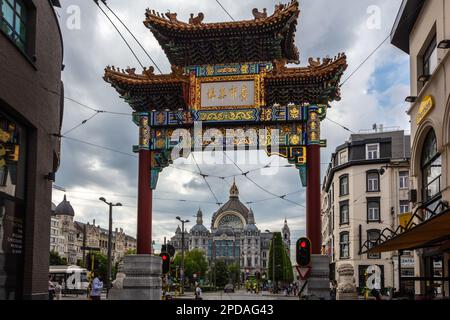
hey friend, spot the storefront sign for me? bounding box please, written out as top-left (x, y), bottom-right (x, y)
top-left (401, 257), bottom-right (415, 268)
top-left (399, 212), bottom-right (413, 230)
top-left (416, 95), bottom-right (434, 125)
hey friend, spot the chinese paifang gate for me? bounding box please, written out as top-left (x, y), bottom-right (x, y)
top-left (103, 0), bottom-right (348, 255)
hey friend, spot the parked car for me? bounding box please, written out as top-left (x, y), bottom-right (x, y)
top-left (224, 284), bottom-right (235, 293)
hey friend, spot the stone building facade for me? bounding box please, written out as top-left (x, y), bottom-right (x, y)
top-left (321, 130), bottom-right (413, 292)
top-left (169, 182), bottom-right (290, 278)
top-left (0, 0), bottom-right (64, 300)
top-left (50, 196), bottom-right (137, 266)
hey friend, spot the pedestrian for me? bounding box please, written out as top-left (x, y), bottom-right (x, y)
top-left (48, 275), bottom-right (56, 300)
top-left (195, 284), bottom-right (203, 300)
top-left (90, 273), bottom-right (104, 300)
top-left (55, 281), bottom-right (62, 300)
top-left (371, 275), bottom-right (382, 301)
top-left (330, 280), bottom-right (337, 300)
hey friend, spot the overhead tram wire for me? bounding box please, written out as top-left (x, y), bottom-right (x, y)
top-left (191, 153), bottom-right (222, 206)
top-left (93, 0), bottom-right (146, 71)
top-left (222, 151), bottom-right (306, 208)
top-left (340, 3), bottom-right (426, 88)
top-left (62, 111), bottom-right (103, 136)
top-left (99, 0), bottom-right (163, 74)
top-left (215, 0), bottom-right (235, 21)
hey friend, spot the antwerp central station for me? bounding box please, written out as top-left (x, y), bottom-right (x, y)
top-left (169, 182), bottom-right (291, 277)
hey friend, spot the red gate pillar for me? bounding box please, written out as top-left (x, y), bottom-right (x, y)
top-left (306, 106), bottom-right (322, 254)
top-left (137, 115), bottom-right (153, 254)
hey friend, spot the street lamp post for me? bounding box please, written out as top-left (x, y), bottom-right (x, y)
top-left (99, 197), bottom-right (122, 298)
top-left (176, 216), bottom-right (190, 295)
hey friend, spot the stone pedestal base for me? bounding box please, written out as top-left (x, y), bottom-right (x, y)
top-left (337, 292), bottom-right (358, 300)
top-left (109, 255), bottom-right (162, 300)
top-left (307, 255), bottom-right (330, 300)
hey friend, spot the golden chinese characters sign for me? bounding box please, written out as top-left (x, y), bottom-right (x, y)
top-left (192, 74), bottom-right (265, 110)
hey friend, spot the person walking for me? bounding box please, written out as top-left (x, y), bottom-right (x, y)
top-left (48, 275), bottom-right (56, 301)
top-left (90, 274), bottom-right (104, 300)
top-left (195, 284), bottom-right (203, 300)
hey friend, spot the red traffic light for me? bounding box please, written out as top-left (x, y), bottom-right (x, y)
top-left (162, 255), bottom-right (168, 261)
top-left (300, 241), bottom-right (307, 248)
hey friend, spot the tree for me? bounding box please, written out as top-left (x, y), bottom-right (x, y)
top-left (268, 232), bottom-right (293, 286)
top-left (125, 249), bottom-right (136, 256)
top-left (88, 252), bottom-right (117, 281)
top-left (228, 263), bottom-right (240, 284)
top-left (171, 249), bottom-right (208, 282)
top-left (214, 260), bottom-right (229, 288)
top-left (50, 251), bottom-right (67, 266)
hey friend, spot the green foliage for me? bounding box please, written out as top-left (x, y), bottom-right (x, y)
top-left (214, 260), bottom-right (229, 288)
top-left (268, 232), bottom-right (293, 284)
top-left (125, 249), bottom-right (136, 256)
top-left (88, 252), bottom-right (116, 281)
top-left (50, 251), bottom-right (67, 266)
top-left (228, 263), bottom-right (240, 284)
top-left (171, 249), bottom-right (208, 281)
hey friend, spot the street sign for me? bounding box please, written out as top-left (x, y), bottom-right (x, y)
top-left (296, 266), bottom-right (311, 280)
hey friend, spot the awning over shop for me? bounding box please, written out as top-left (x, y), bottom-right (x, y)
top-left (366, 208), bottom-right (450, 254)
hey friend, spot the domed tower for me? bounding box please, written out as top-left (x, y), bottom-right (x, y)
top-left (243, 208), bottom-right (261, 273)
top-left (190, 208), bottom-right (210, 253)
top-left (54, 195), bottom-right (76, 264)
top-left (282, 219), bottom-right (291, 258)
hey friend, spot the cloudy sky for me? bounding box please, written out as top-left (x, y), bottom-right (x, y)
top-left (52, 0), bottom-right (410, 255)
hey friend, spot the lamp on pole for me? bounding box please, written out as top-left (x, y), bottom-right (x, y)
top-left (176, 216), bottom-right (190, 295)
top-left (266, 230), bottom-right (276, 292)
top-left (99, 197), bottom-right (122, 298)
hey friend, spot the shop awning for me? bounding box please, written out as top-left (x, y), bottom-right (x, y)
top-left (366, 207), bottom-right (450, 254)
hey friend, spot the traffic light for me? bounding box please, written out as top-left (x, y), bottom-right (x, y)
top-left (160, 252), bottom-right (170, 274)
top-left (296, 238), bottom-right (311, 267)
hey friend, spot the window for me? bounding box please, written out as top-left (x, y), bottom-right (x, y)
top-left (366, 144), bottom-right (380, 160)
top-left (367, 171), bottom-right (380, 192)
top-left (400, 200), bottom-right (410, 214)
top-left (421, 130), bottom-right (442, 203)
top-left (339, 175), bottom-right (349, 196)
top-left (247, 257), bottom-right (252, 267)
top-left (0, 0), bottom-right (28, 51)
top-left (423, 35), bottom-right (437, 77)
top-left (367, 198), bottom-right (380, 222)
top-left (367, 230), bottom-right (381, 259)
top-left (340, 232), bottom-right (350, 259)
top-left (338, 150), bottom-right (348, 166)
top-left (399, 171), bottom-right (409, 189)
top-left (340, 201), bottom-right (349, 225)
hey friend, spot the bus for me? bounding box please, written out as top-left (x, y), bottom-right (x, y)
top-left (49, 265), bottom-right (90, 295)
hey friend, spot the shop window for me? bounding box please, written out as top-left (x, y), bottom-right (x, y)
top-left (0, 111), bottom-right (26, 299)
top-left (421, 130), bottom-right (442, 204)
